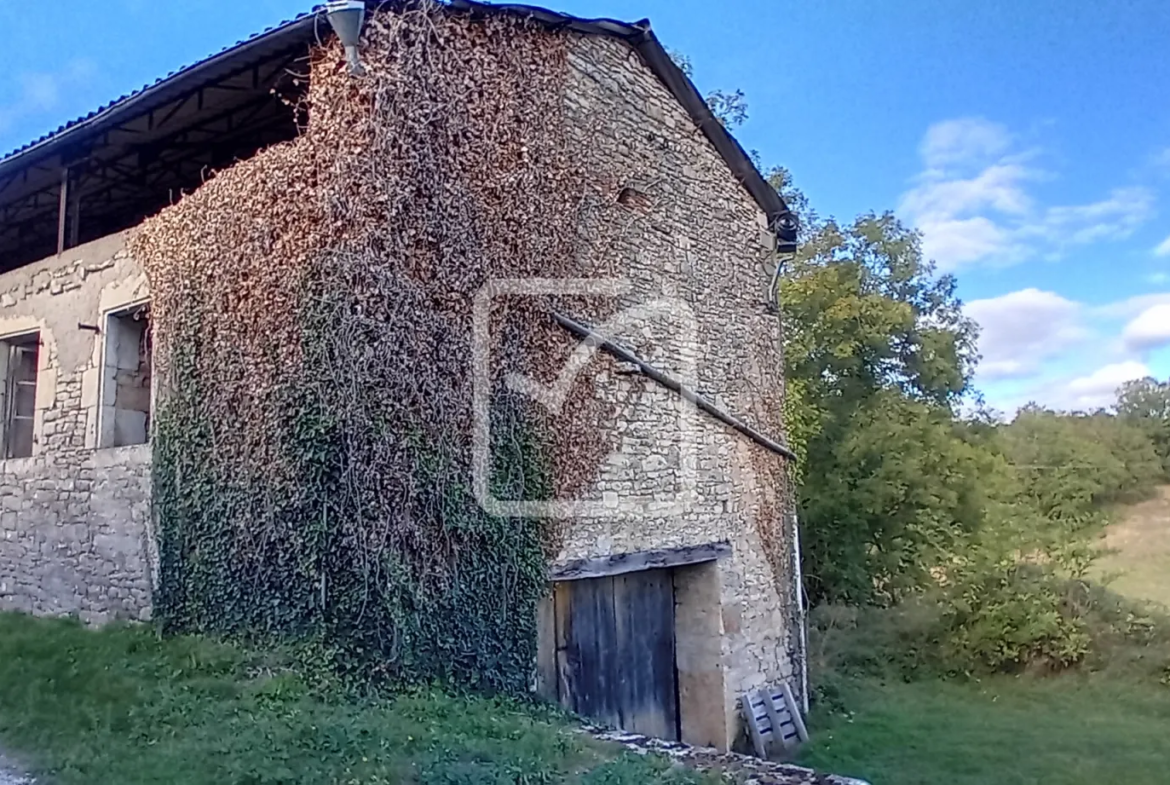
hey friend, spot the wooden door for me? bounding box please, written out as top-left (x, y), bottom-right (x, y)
top-left (554, 569), bottom-right (679, 740)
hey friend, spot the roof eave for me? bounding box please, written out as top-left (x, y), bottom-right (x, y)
top-left (0, 13), bottom-right (319, 180)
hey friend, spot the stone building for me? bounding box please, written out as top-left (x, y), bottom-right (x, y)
top-left (0, 1), bottom-right (803, 751)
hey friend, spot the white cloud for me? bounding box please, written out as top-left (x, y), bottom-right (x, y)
top-left (1155, 235), bottom-right (1170, 257)
top-left (900, 118), bottom-right (1154, 271)
top-left (902, 163), bottom-right (1035, 220)
top-left (917, 216), bottom-right (1018, 270)
top-left (919, 117), bottom-right (1012, 171)
top-left (1123, 303), bottom-right (1170, 352)
top-left (970, 287), bottom-right (1170, 413)
top-left (1038, 187), bottom-right (1153, 246)
top-left (1093, 291), bottom-right (1170, 320)
top-left (965, 288), bottom-right (1087, 380)
top-left (1062, 361), bottom-right (1151, 411)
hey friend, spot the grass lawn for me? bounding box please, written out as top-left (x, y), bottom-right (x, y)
top-left (798, 675), bottom-right (1170, 785)
top-left (1096, 485), bottom-right (1170, 610)
top-left (0, 612), bottom-right (701, 785)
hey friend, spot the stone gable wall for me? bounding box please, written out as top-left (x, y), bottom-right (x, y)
top-left (556, 33), bottom-right (800, 749)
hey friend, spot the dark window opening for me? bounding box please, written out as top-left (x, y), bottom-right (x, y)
top-left (2, 333), bottom-right (40, 459)
top-left (101, 304), bottom-right (152, 447)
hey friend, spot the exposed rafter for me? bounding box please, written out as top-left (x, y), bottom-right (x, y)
top-left (0, 29), bottom-right (310, 272)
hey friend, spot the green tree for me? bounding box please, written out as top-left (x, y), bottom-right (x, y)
top-left (1117, 377), bottom-right (1170, 420)
top-left (930, 408), bottom-right (1163, 673)
top-left (746, 96), bottom-right (1162, 670)
top-left (801, 391), bottom-right (994, 602)
top-left (999, 406), bottom-right (1162, 524)
top-left (773, 174), bottom-right (981, 601)
top-left (1117, 377), bottom-right (1170, 472)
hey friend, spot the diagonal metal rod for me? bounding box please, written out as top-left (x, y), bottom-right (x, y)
top-left (551, 310), bottom-right (797, 462)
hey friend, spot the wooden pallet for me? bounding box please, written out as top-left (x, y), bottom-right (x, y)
top-left (742, 681), bottom-right (810, 759)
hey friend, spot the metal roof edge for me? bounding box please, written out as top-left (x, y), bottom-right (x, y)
top-left (0, 13), bottom-right (320, 177)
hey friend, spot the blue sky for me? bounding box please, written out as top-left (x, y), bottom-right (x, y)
top-left (2, 0), bottom-right (1169, 412)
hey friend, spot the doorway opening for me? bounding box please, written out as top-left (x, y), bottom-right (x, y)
top-left (539, 543), bottom-right (730, 747)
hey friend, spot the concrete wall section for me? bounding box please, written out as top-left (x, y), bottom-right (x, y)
top-left (0, 233), bottom-right (154, 622)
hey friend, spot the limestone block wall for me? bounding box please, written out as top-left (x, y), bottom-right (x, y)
top-left (0, 233), bottom-right (154, 623)
top-left (557, 33), bottom-right (801, 748)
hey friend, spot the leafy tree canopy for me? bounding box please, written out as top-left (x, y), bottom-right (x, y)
top-left (683, 71), bottom-right (1168, 670)
top-left (1117, 377), bottom-right (1170, 470)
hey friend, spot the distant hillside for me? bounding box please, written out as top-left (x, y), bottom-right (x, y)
top-left (1098, 486), bottom-right (1170, 610)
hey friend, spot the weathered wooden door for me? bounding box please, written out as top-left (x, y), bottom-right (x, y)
top-left (554, 569), bottom-right (679, 740)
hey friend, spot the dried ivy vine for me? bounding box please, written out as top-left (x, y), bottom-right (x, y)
top-left (131, 0), bottom-right (800, 694)
top-left (133, 5), bottom-right (607, 691)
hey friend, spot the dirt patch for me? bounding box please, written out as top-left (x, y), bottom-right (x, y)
top-left (1097, 485), bottom-right (1170, 609)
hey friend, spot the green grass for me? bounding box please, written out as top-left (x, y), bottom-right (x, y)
top-left (802, 570), bottom-right (1170, 785)
top-left (798, 674), bottom-right (1170, 785)
top-left (0, 612), bottom-right (702, 785)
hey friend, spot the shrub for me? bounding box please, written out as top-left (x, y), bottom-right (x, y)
top-left (810, 578), bottom-right (1170, 686)
top-left (936, 564), bottom-right (1091, 673)
top-left (808, 601), bottom-right (948, 681)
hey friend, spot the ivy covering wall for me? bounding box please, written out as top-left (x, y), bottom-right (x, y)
top-left (132, 6), bottom-right (610, 691)
top-left (130, 0), bottom-right (801, 696)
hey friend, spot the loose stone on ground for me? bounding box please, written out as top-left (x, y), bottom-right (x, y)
top-left (582, 725), bottom-right (871, 785)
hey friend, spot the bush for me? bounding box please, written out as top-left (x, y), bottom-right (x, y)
top-left (936, 564), bottom-right (1090, 673)
top-left (808, 601), bottom-right (948, 681)
top-left (809, 579), bottom-right (1170, 687)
